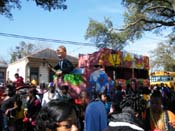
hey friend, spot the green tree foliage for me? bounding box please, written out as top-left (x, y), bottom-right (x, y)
top-left (10, 41), bottom-right (46, 63)
top-left (122, 0), bottom-right (175, 71)
top-left (85, 18), bottom-right (128, 49)
top-left (121, 0), bottom-right (175, 42)
top-left (85, 0), bottom-right (175, 50)
top-left (150, 43), bottom-right (175, 71)
top-left (0, 0), bottom-right (67, 18)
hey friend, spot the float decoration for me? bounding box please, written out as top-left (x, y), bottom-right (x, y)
top-left (89, 70), bottom-right (108, 93)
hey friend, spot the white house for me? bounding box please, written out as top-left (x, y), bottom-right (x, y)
top-left (6, 48), bottom-right (78, 85)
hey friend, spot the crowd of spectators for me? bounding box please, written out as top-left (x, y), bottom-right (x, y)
top-left (0, 45), bottom-right (175, 131)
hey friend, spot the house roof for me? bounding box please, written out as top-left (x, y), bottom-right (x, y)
top-left (0, 61), bottom-right (7, 68)
top-left (27, 48), bottom-right (78, 63)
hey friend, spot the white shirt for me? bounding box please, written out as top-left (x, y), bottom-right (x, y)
top-left (41, 90), bottom-right (60, 106)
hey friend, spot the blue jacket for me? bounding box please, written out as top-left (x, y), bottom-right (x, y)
top-left (85, 100), bottom-right (107, 131)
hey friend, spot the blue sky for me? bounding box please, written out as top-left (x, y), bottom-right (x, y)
top-left (0, 0), bottom-right (166, 62)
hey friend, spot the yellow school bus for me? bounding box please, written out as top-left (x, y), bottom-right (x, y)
top-left (150, 71), bottom-right (175, 88)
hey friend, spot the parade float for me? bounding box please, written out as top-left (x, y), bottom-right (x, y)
top-left (78, 48), bottom-right (150, 90)
top-left (59, 48), bottom-right (150, 98)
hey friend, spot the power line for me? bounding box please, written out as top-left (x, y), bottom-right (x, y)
top-left (0, 32), bottom-right (96, 47)
top-left (0, 32), bottom-right (165, 49)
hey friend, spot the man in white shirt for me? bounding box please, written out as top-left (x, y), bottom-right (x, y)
top-left (41, 82), bottom-right (60, 107)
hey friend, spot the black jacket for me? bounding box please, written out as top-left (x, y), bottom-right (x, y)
top-left (104, 110), bottom-right (144, 131)
top-left (54, 58), bottom-right (74, 74)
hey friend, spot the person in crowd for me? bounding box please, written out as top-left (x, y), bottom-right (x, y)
top-left (59, 85), bottom-right (72, 101)
top-left (79, 90), bottom-right (107, 131)
top-left (1, 85), bottom-right (16, 131)
top-left (104, 93), bottom-right (147, 131)
top-left (14, 73), bottom-right (24, 89)
top-left (54, 45), bottom-right (74, 77)
top-left (159, 83), bottom-right (173, 112)
top-left (35, 100), bottom-right (78, 131)
top-left (41, 82), bottom-right (60, 107)
top-left (0, 108), bottom-right (3, 131)
top-left (103, 107), bottom-right (144, 131)
top-left (23, 88), bottom-right (41, 131)
top-left (100, 93), bottom-right (111, 114)
top-left (120, 93), bottom-right (147, 129)
top-left (112, 85), bottom-right (125, 104)
top-left (5, 95), bottom-right (24, 131)
top-left (31, 79), bottom-right (37, 86)
top-left (166, 88), bottom-right (175, 114)
top-left (78, 91), bottom-right (90, 131)
top-left (169, 121), bottom-right (175, 128)
top-left (126, 79), bottom-right (138, 95)
top-left (106, 77), bottom-right (115, 99)
top-left (108, 101), bottom-right (122, 119)
top-left (145, 90), bottom-right (175, 131)
top-left (137, 82), bottom-right (151, 102)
